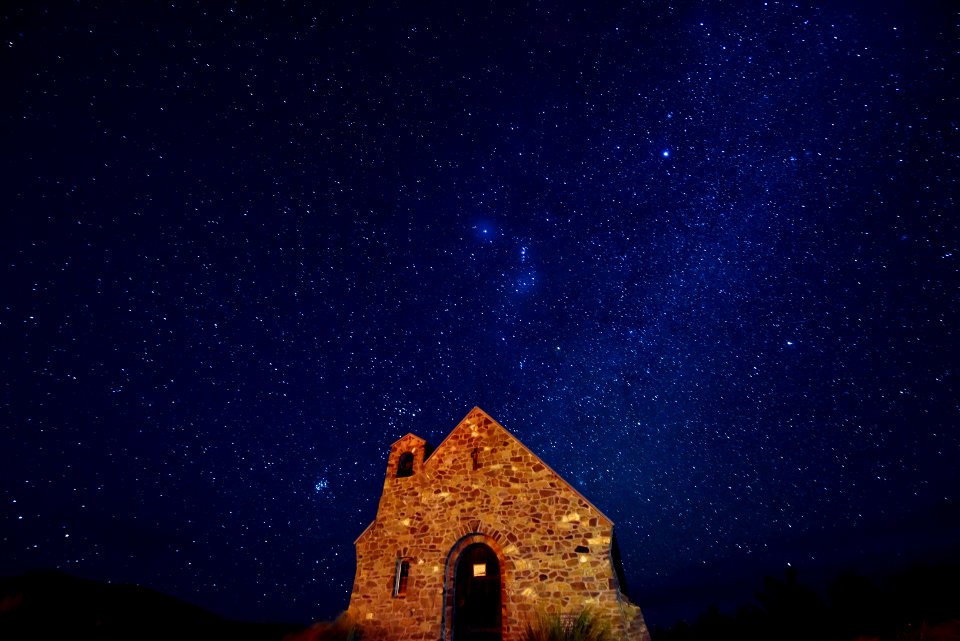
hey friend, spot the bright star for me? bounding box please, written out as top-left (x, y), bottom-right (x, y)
top-left (472, 220), bottom-right (496, 242)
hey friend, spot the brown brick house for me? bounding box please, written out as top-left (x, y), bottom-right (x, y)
top-left (347, 407), bottom-right (650, 641)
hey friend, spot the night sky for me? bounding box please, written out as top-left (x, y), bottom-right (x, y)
top-left (2, 0), bottom-right (957, 630)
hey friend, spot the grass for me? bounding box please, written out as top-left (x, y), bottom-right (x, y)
top-left (283, 612), bottom-right (359, 641)
top-left (525, 607), bottom-right (612, 641)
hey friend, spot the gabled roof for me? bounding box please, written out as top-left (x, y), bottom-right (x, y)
top-left (390, 432), bottom-right (426, 448)
top-left (354, 407), bottom-right (615, 545)
top-left (426, 407), bottom-right (614, 525)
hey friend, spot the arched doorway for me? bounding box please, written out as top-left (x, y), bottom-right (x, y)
top-left (453, 543), bottom-right (502, 641)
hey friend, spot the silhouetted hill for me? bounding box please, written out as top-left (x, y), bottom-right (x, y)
top-left (650, 563), bottom-right (960, 641)
top-left (0, 570), bottom-right (306, 641)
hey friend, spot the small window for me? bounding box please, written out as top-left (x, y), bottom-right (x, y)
top-left (471, 447), bottom-right (480, 470)
top-left (393, 558), bottom-right (410, 597)
top-left (397, 452), bottom-right (414, 478)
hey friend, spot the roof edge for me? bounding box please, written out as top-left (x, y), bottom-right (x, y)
top-left (429, 407), bottom-right (615, 526)
top-left (390, 432), bottom-right (426, 448)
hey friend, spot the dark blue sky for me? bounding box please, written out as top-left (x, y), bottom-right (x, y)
top-left (1, 0), bottom-right (957, 629)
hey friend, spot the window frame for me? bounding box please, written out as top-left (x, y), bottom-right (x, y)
top-left (393, 557), bottom-right (411, 597)
top-left (396, 452), bottom-right (415, 478)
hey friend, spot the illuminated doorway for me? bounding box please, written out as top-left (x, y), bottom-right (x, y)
top-left (453, 543), bottom-right (502, 641)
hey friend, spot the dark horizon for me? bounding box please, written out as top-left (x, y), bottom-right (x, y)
top-left (2, 0), bottom-right (957, 632)
top-left (3, 550), bottom-right (959, 631)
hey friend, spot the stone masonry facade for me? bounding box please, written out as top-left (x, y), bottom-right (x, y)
top-left (348, 407), bottom-right (650, 641)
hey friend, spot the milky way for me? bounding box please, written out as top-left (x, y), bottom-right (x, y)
top-left (2, 1), bottom-right (957, 627)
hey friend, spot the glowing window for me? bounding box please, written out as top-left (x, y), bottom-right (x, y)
top-left (473, 563), bottom-right (487, 577)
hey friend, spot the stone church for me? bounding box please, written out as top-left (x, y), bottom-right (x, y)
top-left (347, 407), bottom-right (650, 641)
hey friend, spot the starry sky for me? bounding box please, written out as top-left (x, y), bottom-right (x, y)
top-left (1, 0), bottom-right (957, 629)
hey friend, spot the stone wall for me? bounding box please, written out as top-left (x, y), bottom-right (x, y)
top-left (348, 408), bottom-right (650, 641)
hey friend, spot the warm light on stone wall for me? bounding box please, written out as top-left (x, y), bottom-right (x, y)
top-left (347, 407), bottom-right (650, 641)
